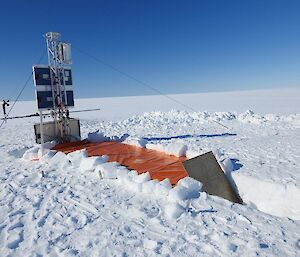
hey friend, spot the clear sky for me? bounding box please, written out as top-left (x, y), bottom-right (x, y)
top-left (0, 0), bottom-right (299, 100)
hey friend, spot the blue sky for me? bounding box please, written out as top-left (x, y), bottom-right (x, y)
top-left (0, 0), bottom-right (299, 100)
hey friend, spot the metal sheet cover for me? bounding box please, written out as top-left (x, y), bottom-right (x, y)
top-left (183, 151), bottom-right (243, 204)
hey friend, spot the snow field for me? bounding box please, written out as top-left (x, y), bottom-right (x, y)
top-left (1, 100), bottom-right (300, 256)
top-left (2, 143), bottom-right (299, 256)
top-left (23, 107), bottom-right (300, 221)
top-left (81, 109), bottom-right (300, 220)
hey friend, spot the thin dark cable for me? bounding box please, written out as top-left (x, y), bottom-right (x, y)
top-left (0, 51), bottom-right (46, 129)
top-left (74, 46), bottom-right (231, 130)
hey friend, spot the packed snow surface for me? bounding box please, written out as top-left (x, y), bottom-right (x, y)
top-left (1, 89), bottom-right (300, 256)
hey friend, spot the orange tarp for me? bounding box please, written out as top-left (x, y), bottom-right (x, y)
top-left (52, 140), bottom-right (188, 185)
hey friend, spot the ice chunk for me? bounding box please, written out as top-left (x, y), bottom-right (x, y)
top-left (87, 131), bottom-right (110, 143)
top-left (130, 181), bottom-right (143, 193)
top-left (165, 202), bottom-right (185, 219)
top-left (79, 156), bottom-right (108, 171)
top-left (22, 146), bottom-right (39, 160)
top-left (39, 150), bottom-right (57, 162)
top-left (221, 158), bottom-right (234, 173)
top-left (87, 130), bottom-right (129, 143)
top-left (22, 140), bottom-right (58, 161)
top-left (123, 136), bottom-right (148, 148)
top-left (146, 142), bottom-right (187, 157)
top-left (212, 148), bottom-right (225, 162)
top-left (96, 162), bottom-right (120, 179)
top-left (143, 239), bottom-right (157, 250)
top-left (177, 177), bottom-right (203, 193)
top-left (133, 172), bottom-right (151, 183)
top-left (116, 168), bottom-right (130, 183)
top-left (49, 151), bottom-right (70, 168)
top-left (186, 150), bottom-right (201, 159)
top-left (168, 185), bottom-right (189, 202)
top-left (67, 149), bottom-right (88, 168)
top-left (142, 179), bottom-right (159, 194)
top-left (128, 170), bottom-right (138, 179)
top-left (165, 143), bottom-right (188, 157)
top-left (42, 140), bottom-right (57, 149)
top-left (169, 177), bottom-right (202, 202)
top-left (160, 178), bottom-right (172, 189)
top-left (117, 171), bottom-right (142, 192)
top-left (155, 178), bottom-right (172, 197)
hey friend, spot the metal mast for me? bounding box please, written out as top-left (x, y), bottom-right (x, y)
top-left (44, 32), bottom-right (70, 142)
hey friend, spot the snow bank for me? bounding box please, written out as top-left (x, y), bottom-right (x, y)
top-left (122, 136), bottom-right (148, 148)
top-left (116, 168), bottom-right (203, 219)
top-left (186, 149), bottom-right (202, 159)
top-left (48, 152), bottom-right (71, 168)
top-left (134, 171), bottom-right (151, 183)
top-left (22, 141), bottom-right (57, 160)
top-left (22, 146), bottom-right (40, 160)
top-left (142, 179), bottom-right (159, 194)
top-left (79, 156), bottom-right (108, 171)
top-left (87, 131), bottom-right (111, 143)
top-left (155, 178), bottom-right (173, 196)
top-left (96, 162), bottom-right (120, 179)
top-left (67, 149), bottom-right (88, 168)
top-left (39, 150), bottom-right (57, 162)
top-left (221, 157), bottom-right (235, 173)
top-left (146, 142), bottom-right (187, 157)
top-left (169, 177), bottom-right (202, 202)
top-left (233, 174), bottom-right (300, 220)
top-left (87, 130), bottom-right (129, 143)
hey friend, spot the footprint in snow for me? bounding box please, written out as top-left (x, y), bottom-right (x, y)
top-left (6, 222), bottom-right (25, 250)
top-left (140, 206), bottom-right (160, 218)
top-left (8, 221), bottom-right (24, 231)
top-left (37, 212), bottom-right (50, 227)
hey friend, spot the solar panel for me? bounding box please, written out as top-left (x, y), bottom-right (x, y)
top-left (33, 65), bottom-right (74, 110)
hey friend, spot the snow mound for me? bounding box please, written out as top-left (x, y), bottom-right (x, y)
top-left (146, 142), bottom-right (188, 157)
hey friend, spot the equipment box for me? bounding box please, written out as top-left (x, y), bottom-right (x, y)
top-left (34, 119), bottom-right (81, 144)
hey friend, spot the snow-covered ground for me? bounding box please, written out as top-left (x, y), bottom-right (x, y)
top-left (0, 88), bottom-right (300, 256)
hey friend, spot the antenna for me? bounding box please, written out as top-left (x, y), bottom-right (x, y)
top-left (44, 32), bottom-right (72, 142)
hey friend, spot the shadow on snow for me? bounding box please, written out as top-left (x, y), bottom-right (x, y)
top-left (143, 133), bottom-right (237, 142)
